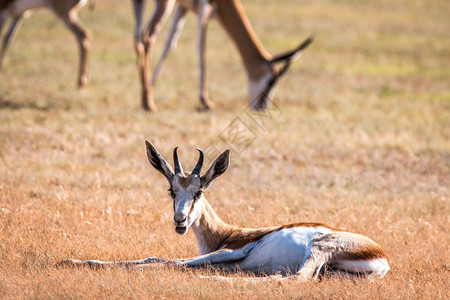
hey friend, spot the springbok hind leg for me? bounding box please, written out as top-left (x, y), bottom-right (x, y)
top-left (197, 0), bottom-right (215, 110)
top-left (296, 233), bottom-right (390, 281)
top-left (57, 10), bottom-right (91, 87)
top-left (152, 4), bottom-right (187, 85)
top-left (138, 0), bottom-right (176, 111)
top-left (296, 237), bottom-right (334, 282)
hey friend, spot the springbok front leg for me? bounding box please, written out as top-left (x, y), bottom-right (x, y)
top-left (138, 0), bottom-right (176, 111)
top-left (132, 0), bottom-right (148, 108)
top-left (0, 15), bottom-right (23, 72)
top-left (197, 0), bottom-right (215, 110)
top-left (170, 241), bottom-right (259, 270)
top-left (56, 9), bottom-right (91, 87)
top-left (59, 257), bottom-right (168, 269)
top-left (61, 241), bottom-right (259, 272)
top-left (152, 4), bottom-right (188, 85)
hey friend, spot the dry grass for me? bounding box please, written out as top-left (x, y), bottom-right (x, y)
top-left (0, 0), bottom-right (449, 298)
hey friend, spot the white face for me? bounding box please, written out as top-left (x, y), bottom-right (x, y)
top-left (145, 142), bottom-right (229, 236)
top-left (248, 73), bottom-right (277, 110)
top-left (169, 174), bottom-right (204, 235)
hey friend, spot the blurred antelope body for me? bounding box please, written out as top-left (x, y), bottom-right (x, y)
top-left (64, 142), bottom-right (390, 281)
top-left (0, 0), bottom-right (90, 86)
top-left (131, 0), bottom-right (313, 111)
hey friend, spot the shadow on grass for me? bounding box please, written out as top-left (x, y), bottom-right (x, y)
top-left (0, 97), bottom-right (73, 112)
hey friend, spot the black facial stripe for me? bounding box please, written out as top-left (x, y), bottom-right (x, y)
top-left (194, 190), bottom-right (203, 200)
top-left (168, 188), bottom-right (176, 199)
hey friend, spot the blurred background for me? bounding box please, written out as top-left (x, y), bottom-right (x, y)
top-left (0, 0), bottom-right (448, 298)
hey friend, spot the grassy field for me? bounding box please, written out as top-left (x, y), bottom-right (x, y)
top-left (0, 0), bottom-right (449, 298)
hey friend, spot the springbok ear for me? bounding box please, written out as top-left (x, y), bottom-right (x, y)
top-left (145, 141), bottom-right (174, 184)
top-left (270, 35), bottom-right (314, 65)
top-left (200, 150), bottom-right (230, 189)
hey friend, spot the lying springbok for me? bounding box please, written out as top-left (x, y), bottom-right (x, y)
top-left (0, 0), bottom-right (90, 87)
top-left (63, 141), bottom-right (390, 281)
top-left (131, 0), bottom-right (313, 111)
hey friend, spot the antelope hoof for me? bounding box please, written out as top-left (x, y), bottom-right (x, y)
top-left (78, 76), bottom-right (89, 88)
top-left (249, 98), bottom-right (269, 111)
top-left (56, 259), bottom-right (86, 268)
top-left (57, 259), bottom-right (104, 268)
top-left (56, 259), bottom-right (77, 268)
top-left (199, 95), bottom-right (215, 111)
top-left (142, 95), bottom-right (158, 112)
top-left (143, 257), bottom-right (167, 263)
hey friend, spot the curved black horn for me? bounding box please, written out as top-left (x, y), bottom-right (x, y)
top-left (270, 35), bottom-right (314, 64)
top-left (192, 149), bottom-right (204, 176)
top-left (173, 147), bottom-right (184, 175)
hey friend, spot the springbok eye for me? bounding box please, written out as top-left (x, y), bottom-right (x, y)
top-left (168, 188), bottom-right (176, 199)
top-left (194, 190), bottom-right (203, 200)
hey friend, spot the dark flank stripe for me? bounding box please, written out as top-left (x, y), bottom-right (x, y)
top-left (220, 222), bottom-right (340, 250)
top-left (277, 222), bottom-right (341, 231)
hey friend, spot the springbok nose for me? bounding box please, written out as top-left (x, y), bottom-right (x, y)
top-left (174, 212), bottom-right (187, 224)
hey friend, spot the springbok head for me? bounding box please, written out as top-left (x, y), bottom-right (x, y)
top-left (249, 36), bottom-right (314, 110)
top-left (145, 141), bottom-right (230, 235)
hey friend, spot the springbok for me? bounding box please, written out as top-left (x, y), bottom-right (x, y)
top-left (63, 141), bottom-right (390, 281)
top-left (131, 0), bottom-right (313, 111)
top-left (0, 0), bottom-right (90, 87)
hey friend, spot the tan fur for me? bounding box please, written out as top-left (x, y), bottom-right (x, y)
top-left (192, 199), bottom-right (235, 254)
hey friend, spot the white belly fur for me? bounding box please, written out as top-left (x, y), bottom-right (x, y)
top-left (240, 226), bottom-right (333, 275)
top-left (336, 258), bottom-right (390, 279)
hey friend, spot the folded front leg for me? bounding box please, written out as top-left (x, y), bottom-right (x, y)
top-left (173, 241), bottom-right (260, 269)
top-left (58, 257), bottom-right (167, 269)
top-left (59, 241), bottom-right (260, 271)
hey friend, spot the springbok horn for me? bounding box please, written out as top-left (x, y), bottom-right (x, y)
top-left (173, 147), bottom-right (184, 175)
top-left (192, 149), bottom-right (204, 176)
top-left (269, 35), bottom-right (314, 64)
